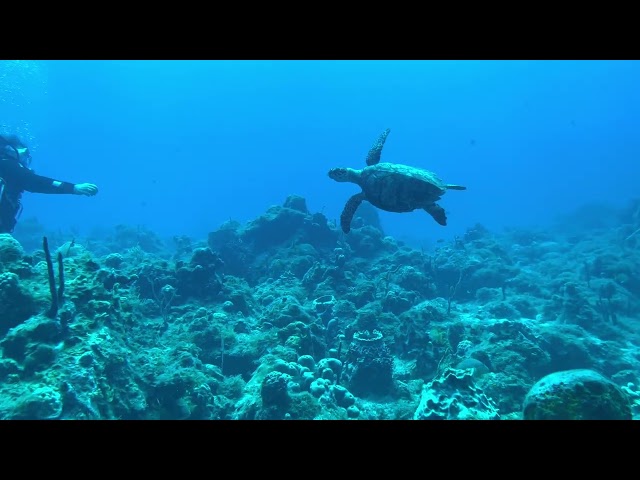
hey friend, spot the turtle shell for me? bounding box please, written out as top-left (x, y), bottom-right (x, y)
top-left (360, 162), bottom-right (446, 213)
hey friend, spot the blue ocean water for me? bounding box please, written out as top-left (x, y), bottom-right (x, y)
top-left (2, 60), bottom-right (640, 421)
top-left (4, 60), bottom-right (639, 244)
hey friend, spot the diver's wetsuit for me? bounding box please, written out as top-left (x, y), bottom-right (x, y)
top-left (0, 158), bottom-right (76, 233)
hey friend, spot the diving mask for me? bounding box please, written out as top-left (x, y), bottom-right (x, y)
top-left (2, 145), bottom-right (30, 165)
top-left (16, 147), bottom-right (32, 167)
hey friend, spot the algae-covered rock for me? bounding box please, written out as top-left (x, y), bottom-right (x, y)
top-left (523, 369), bottom-right (632, 420)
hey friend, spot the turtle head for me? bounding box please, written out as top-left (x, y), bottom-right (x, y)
top-left (328, 167), bottom-right (360, 184)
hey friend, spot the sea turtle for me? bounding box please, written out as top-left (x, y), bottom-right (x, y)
top-left (328, 128), bottom-right (467, 233)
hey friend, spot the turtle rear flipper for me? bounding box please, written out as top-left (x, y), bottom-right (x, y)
top-left (446, 184), bottom-right (467, 191)
top-left (340, 192), bottom-right (366, 233)
top-left (425, 203), bottom-right (447, 226)
top-left (365, 128), bottom-right (391, 166)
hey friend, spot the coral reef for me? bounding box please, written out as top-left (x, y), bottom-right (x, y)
top-left (522, 369), bottom-right (631, 420)
top-left (1, 195), bottom-right (639, 420)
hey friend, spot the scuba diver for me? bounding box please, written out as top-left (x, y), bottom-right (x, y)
top-left (0, 134), bottom-right (99, 234)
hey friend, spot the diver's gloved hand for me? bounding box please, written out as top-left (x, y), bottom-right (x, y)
top-left (73, 183), bottom-right (98, 196)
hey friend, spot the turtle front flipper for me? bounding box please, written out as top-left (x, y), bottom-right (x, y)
top-left (340, 192), bottom-right (366, 233)
top-left (425, 203), bottom-right (447, 226)
top-left (365, 128), bottom-right (391, 166)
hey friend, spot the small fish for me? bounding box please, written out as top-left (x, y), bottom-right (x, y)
top-left (65, 238), bottom-right (76, 257)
